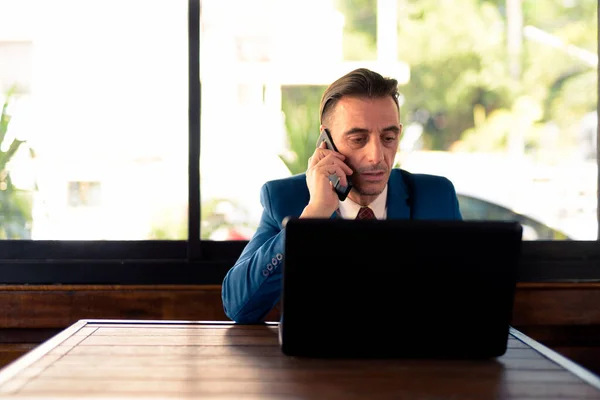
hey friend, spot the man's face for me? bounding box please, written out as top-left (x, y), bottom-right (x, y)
top-left (324, 96), bottom-right (402, 202)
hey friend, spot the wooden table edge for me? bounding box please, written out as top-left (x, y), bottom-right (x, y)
top-left (0, 319), bottom-right (88, 387)
top-left (77, 319), bottom-right (277, 326)
top-left (0, 320), bottom-right (597, 394)
top-left (510, 326), bottom-right (600, 391)
top-left (0, 319), bottom-right (279, 388)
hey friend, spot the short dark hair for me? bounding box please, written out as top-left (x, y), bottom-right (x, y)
top-left (319, 68), bottom-right (400, 125)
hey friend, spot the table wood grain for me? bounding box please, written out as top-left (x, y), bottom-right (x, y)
top-left (0, 320), bottom-right (597, 399)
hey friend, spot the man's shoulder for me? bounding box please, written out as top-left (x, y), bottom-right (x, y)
top-left (391, 169), bottom-right (460, 219)
top-left (262, 173), bottom-right (307, 191)
top-left (392, 168), bottom-right (456, 190)
top-left (260, 173), bottom-right (309, 217)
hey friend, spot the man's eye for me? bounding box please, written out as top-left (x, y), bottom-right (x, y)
top-left (350, 138), bottom-right (366, 145)
top-left (383, 136), bottom-right (396, 142)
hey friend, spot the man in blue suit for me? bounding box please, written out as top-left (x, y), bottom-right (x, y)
top-left (222, 68), bottom-right (462, 323)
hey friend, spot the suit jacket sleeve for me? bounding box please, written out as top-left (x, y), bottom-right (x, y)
top-left (221, 182), bottom-right (285, 323)
top-left (448, 178), bottom-right (463, 220)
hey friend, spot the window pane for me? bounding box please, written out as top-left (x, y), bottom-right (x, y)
top-left (200, 0), bottom-right (597, 241)
top-left (0, 0), bottom-right (188, 240)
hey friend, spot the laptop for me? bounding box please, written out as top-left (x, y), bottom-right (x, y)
top-left (279, 218), bottom-right (523, 359)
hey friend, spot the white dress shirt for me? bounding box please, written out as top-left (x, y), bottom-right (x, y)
top-left (337, 184), bottom-right (388, 219)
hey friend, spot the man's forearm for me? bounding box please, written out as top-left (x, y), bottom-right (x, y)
top-left (221, 230), bottom-right (285, 323)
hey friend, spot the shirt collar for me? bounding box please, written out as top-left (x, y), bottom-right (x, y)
top-left (337, 184), bottom-right (388, 219)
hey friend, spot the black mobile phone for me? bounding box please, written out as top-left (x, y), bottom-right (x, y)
top-left (316, 128), bottom-right (353, 201)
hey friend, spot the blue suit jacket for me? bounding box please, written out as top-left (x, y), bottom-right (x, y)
top-left (221, 168), bottom-right (462, 323)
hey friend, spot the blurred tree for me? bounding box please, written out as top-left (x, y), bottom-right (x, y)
top-left (519, 0), bottom-right (597, 155)
top-left (279, 85), bottom-right (327, 175)
top-left (335, 0), bottom-right (378, 60)
top-left (279, 0), bottom-right (596, 160)
top-left (395, 0), bottom-right (597, 153)
top-left (0, 86), bottom-right (36, 239)
top-left (452, 95), bottom-right (546, 154)
top-left (397, 0), bottom-right (515, 150)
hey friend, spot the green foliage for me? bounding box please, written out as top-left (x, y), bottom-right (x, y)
top-left (397, 0), bottom-right (516, 150)
top-left (342, 32), bottom-right (378, 61)
top-left (279, 86), bottom-right (327, 175)
top-left (335, 0), bottom-right (378, 60)
top-left (279, 0), bottom-right (595, 162)
top-left (455, 96), bottom-right (546, 154)
top-left (520, 0), bottom-right (597, 124)
top-left (522, 0), bottom-right (597, 37)
top-left (0, 85), bottom-right (35, 239)
top-left (392, 0), bottom-right (597, 153)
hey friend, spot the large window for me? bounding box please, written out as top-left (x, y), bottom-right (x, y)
top-left (199, 0), bottom-right (598, 241)
top-left (0, 0), bottom-right (598, 283)
top-left (0, 0), bottom-right (189, 240)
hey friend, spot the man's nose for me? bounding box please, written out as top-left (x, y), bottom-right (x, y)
top-left (366, 138), bottom-right (384, 164)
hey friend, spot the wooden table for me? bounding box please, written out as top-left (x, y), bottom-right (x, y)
top-left (0, 320), bottom-right (598, 399)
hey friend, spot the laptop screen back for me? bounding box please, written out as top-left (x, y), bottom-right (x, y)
top-left (280, 218), bottom-right (523, 358)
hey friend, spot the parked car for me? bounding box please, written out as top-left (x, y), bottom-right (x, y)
top-left (457, 193), bottom-right (570, 240)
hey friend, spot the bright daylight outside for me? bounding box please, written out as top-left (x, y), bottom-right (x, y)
top-left (200, 0), bottom-right (598, 241)
top-left (0, 0), bottom-right (597, 241)
top-left (0, 0), bottom-right (189, 240)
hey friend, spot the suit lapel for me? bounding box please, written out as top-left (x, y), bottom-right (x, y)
top-left (386, 169), bottom-right (411, 219)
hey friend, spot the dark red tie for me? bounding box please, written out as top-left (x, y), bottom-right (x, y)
top-left (356, 206), bottom-right (376, 220)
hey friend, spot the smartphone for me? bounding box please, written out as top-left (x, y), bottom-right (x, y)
top-left (316, 128), bottom-right (353, 201)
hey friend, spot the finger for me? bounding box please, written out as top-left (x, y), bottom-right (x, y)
top-left (315, 146), bottom-right (345, 160)
top-left (318, 164), bottom-right (350, 188)
top-left (314, 153), bottom-right (344, 167)
top-left (315, 154), bottom-right (353, 176)
top-left (308, 149), bottom-right (337, 169)
top-left (339, 161), bottom-right (353, 176)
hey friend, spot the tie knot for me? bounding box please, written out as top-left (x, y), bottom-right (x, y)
top-left (356, 206), bottom-right (376, 220)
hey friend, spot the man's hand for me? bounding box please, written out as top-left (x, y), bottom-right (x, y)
top-left (301, 141), bottom-right (353, 218)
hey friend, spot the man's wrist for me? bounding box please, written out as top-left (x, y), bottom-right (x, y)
top-left (300, 204), bottom-right (334, 219)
